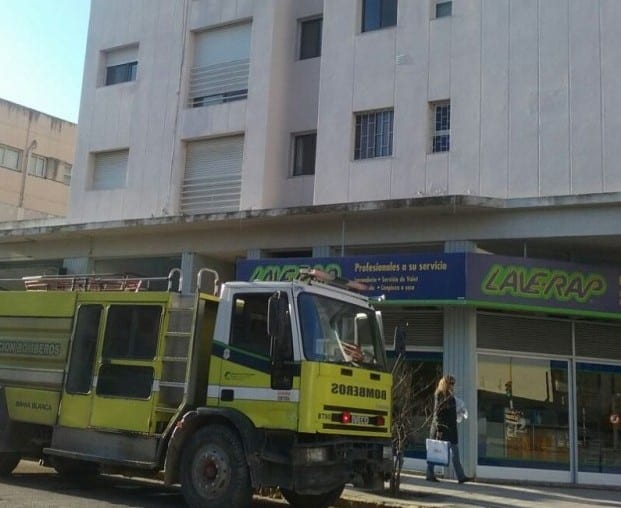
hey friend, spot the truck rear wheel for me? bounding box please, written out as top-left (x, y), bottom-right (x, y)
top-left (180, 425), bottom-right (252, 508)
top-left (0, 452), bottom-right (20, 476)
top-left (280, 484), bottom-right (345, 508)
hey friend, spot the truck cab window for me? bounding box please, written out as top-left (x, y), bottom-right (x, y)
top-left (66, 304), bottom-right (102, 394)
top-left (298, 293), bottom-right (386, 370)
top-left (230, 293), bottom-right (281, 357)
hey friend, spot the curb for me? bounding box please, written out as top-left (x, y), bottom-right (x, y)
top-left (335, 488), bottom-right (435, 508)
top-left (254, 487), bottom-right (432, 508)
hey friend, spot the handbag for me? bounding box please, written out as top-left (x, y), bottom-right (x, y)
top-left (426, 438), bottom-right (450, 466)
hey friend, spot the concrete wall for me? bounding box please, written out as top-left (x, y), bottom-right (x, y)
top-left (314, 0), bottom-right (621, 203)
top-left (0, 100), bottom-right (74, 220)
top-left (70, 0), bottom-right (621, 221)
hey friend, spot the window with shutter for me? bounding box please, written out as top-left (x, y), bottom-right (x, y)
top-left (181, 136), bottom-right (243, 214)
top-left (92, 149), bottom-right (129, 190)
top-left (104, 45), bottom-right (138, 86)
top-left (189, 23), bottom-right (251, 108)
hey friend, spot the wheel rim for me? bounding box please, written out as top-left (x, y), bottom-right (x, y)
top-left (191, 444), bottom-right (230, 500)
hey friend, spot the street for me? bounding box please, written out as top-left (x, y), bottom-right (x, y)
top-left (0, 460), bottom-right (289, 508)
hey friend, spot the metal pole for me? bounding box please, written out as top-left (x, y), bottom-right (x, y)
top-left (17, 139), bottom-right (37, 208)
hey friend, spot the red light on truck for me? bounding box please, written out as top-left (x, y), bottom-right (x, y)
top-left (375, 415), bottom-right (385, 426)
top-left (341, 411), bottom-right (352, 424)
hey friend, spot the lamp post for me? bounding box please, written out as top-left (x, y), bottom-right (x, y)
top-left (17, 139), bottom-right (37, 208)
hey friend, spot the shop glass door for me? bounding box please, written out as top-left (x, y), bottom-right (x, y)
top-left (478, 354), bottom-right (570, 472)
top-left (576, 362), bottom-right (621, 477)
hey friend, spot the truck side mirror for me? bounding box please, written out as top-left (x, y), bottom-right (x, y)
top-left (394, 325), bottom-right (407, 356)
top-left (268, 291), bottom-right (292, 361)
top-left (268, 291), bottom-right (293, 390)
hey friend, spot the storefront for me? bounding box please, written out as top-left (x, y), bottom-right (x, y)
top-left (237, 252), bottom-right (621, 485)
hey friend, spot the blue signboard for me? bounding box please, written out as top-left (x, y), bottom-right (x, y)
top-left (237, 253), bottom-right (466, 301)
top-left (238, 252), bottom-right (621, 316)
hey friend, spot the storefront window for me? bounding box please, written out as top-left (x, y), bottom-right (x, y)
top-left (478, 354), bottom-right (570, 470)
top-left (576, 363), bottom-right (621, 473)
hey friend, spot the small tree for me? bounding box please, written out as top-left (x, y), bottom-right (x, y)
top-left (389, 353), bottom-right (415, 496)
top-left (389, 326), bottom-right (438, 497)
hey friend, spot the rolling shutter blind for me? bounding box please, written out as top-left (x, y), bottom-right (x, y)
top-left (477, 313), bottom-right (571, 355)
top-left (107, 45), bottom-right (138, 67)
top-left (575, 322), bottom-right (621, 360)
top-left (92, 150), bottom-right (128, 190)
top-left (181, 136), bottom-right (243, 214)
top-left (380, 309), bottom-right (443, 348)
top-left (190, 23), bottom-right (251, 106)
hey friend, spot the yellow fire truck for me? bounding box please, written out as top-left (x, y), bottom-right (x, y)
top-left (0, 268), bottom-right (392, 508)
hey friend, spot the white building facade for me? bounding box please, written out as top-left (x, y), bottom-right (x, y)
top-left (2, 0), bottom-right (621, 486)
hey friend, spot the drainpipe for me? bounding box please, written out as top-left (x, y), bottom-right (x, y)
top-left (17, 139), bottom-right (37, 208)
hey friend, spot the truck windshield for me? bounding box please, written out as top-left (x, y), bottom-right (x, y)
top-left (298, 292), bottom-right (386, 370)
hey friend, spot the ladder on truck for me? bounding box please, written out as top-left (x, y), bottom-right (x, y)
top-left (154, 268), bottom-right (219, 435)
top-left (155, 292), bottom-right (195, 423)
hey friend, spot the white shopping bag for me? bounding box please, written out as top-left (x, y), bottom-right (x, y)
top-left (426, 438), bottom-right (450, 466)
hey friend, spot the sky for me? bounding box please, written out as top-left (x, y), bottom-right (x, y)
top-left (0, 0), bottom-right (91, 123)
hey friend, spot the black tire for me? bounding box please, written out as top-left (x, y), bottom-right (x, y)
top-left (180, 425), bottom-right (252, 508)
top-left (50, 457), bottom-right (99, 477)
top-left (280, 484), bottom-right (345, 508)
top-left (0, 452), bottom-right (21, 476)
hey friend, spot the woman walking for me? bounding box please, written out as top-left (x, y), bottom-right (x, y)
top-left (426, 375), bottom-right (472, 483)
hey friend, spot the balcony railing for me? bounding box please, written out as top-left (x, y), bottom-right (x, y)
top-left (188, 59), bottom-right (249, 108)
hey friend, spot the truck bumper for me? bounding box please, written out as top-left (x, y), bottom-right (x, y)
top-left (289, 440), bottom-right (391, 494)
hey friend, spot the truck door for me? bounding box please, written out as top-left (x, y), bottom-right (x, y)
top-left (59, 303), bottom-right (162, 434)
top-left (58, 304), bottom-right (102, 429)
top-left (89, 304), bottom-right (162, 433)
top-left (216, 291), bottom-right (297, 430)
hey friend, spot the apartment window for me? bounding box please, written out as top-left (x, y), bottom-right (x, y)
top-left (63, 163), bottom-right (72, 185)
top-left (92, 149), bottom-right (128, 190)
top-left (292, 133), bottom-right (317, 176)
top-left (354, 109), bottom-right (394, 160)
top-left (362, 0), bottom-right (398, 32)
top-left (27, 154), bottom-right (47, 178)
top-left (104, 45), bottom-right (138, 86)
top-left (431, 101), bottom-right (450, 153)
top-left (299, 17), bottom-right (322, 59)
top-left (435, 1), bottom-right (452, 18)
top-left (190, 23), bottom-right (251, 108)
top-left (182, 136), bottom-right (243, 214)
top-left (0, 144), bottom-right (21, 171)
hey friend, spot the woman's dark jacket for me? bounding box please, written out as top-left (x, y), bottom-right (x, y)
top-left (429, 392), bottom-right (458, 444)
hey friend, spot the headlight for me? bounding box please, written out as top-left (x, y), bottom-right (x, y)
top-left (382, 446), bottom-right (393, 459)
top-left (294, 447), bottom-right (329, 463)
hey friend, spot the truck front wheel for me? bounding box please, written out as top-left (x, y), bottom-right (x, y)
top-left (0, 452), bottom-right (20, 476)
top-left (280, 484), bottom-right (345, 508)
top-left (180, 425), bottom-right (252, 508)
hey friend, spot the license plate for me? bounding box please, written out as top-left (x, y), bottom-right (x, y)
top-left (351, 415), bottom-right (369, 425)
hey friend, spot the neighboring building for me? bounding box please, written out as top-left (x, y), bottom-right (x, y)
top-left (1, 0), bottom-right (621, 487)
top-left (0, 99), bottom-right (75, 221)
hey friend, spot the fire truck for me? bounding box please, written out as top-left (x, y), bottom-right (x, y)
top-left (0, 268), bottom-right (392, 508)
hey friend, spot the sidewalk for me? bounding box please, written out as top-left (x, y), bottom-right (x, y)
top-left (337, 472), bottom-right (621, 507)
